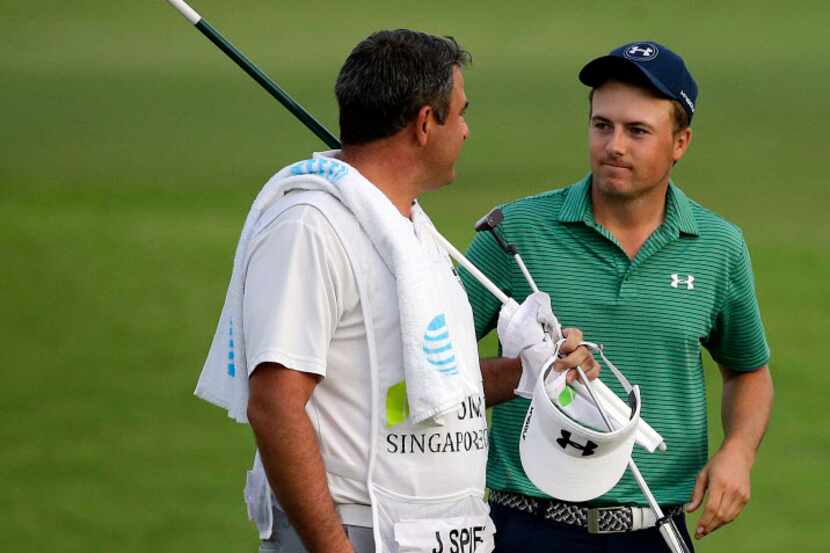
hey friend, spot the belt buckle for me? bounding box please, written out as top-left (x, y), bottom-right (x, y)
top-left (587, 507), bottom-right (627, 534)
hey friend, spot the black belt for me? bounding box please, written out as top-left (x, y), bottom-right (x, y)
top-left (489, 490), bottom-right (684, 534)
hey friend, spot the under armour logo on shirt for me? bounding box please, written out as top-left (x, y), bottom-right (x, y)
top-left (670, 274), bottom-right (695, 290)
top-left (556, 430), bottom-right (598, 457)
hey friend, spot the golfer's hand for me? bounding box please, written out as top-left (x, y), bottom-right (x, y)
top-left (686, 442), bottom-right (754, 539)
top-left (554, 328), bottom-right (601, 384)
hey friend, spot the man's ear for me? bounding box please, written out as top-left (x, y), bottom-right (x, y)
top-left (673, 127), bottom-right (692, 163)
top-left (414, 105), bottom-right (433, 147)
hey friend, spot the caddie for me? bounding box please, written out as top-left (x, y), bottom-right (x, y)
top-left (193, 29), bottom-right (599, 553)
top-left (461, 41), bottom-right (774, 552)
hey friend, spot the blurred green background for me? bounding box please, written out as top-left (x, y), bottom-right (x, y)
top-left (2, 0), bottom-right (827, 551)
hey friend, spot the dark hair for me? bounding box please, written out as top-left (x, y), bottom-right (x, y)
top-left (587, 70), bottom-right (690, 133)
top-left (335, 29), bottom-right (471, 145)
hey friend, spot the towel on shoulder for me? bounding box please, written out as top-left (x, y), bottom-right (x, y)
top-left (195, 151), bottom-right (480, 425)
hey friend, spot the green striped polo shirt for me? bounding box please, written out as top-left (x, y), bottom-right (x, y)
top-left (461, 175), bottom-right (770, 506)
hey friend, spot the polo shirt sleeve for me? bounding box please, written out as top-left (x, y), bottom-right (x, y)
top-left (704, 237), bottom-right (770, 371)
top-left (243, 206), bottom-right (346, 377)
top-left (460, 229), bottom-right (512, 341)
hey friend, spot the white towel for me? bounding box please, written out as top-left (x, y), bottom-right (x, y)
top-left (195, 150), bottom-right (479, 424)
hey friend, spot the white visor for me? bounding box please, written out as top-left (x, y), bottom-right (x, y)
top-left (519, 366), bottom-right (641, 502)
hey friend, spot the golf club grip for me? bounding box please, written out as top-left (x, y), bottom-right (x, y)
top-left (658, 519), bottom-right (693, 553)
top-left (167, 0), bottom-right (200, 24)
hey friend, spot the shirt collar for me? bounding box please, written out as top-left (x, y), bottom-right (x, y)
top-left (666, 182), bottom-right (699, 236)
top-left (557, 174), bottom-right (592, 223)
top-left (557, 174), bottom-right (699, 237)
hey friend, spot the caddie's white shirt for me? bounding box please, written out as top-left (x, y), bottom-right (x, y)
top-left (243, 201), bottom-right (400, 507)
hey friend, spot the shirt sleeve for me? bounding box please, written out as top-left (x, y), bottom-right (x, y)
top-left (460, 228), bottom-right (513, 341)
top-left (704, 237), bottom-right (770, 371)
top-left (243, 206), bottom-right (348, 377)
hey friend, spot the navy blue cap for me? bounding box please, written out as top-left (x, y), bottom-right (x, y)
top-left (579, 41), bottom-right (698, 122)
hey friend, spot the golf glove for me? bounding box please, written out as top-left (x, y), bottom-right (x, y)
top-left (497, 292), bottom-right (563, 399)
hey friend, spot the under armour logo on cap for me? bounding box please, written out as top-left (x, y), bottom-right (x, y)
top-left (556, 430), bottom-right (598, 457)
top-left (623, 43), bottom-right (659, 61)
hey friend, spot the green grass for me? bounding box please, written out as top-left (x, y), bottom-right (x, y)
top-left (2, 1), bottom-right (828, 551)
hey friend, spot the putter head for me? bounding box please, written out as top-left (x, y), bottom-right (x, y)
top-left (474, 207), bottom-right (504, 232)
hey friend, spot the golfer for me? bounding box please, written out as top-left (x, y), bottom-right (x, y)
top-left (195, 29), bottom-right (598, 553)
top-left (461, 41), bottom-right (773, 552)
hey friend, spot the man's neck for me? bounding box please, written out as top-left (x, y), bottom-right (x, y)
top-left (591, 181), bottom-right (669, 260)
top-left (339, 142), bottom-right (422, 219)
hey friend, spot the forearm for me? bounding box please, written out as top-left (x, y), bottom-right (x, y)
top-left (480, 357), bottom-right (521, 407)
top-left (248, 370), bottom-right (352, 553)
top-left (719, 365), bottom-right (774, 458)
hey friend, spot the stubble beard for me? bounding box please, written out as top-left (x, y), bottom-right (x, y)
top-left (593, 163), bottom-right (673, 205)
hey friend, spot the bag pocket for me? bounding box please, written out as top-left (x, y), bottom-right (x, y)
top-left (371, 484), bottom-right (495, 553)
top-left (394, 514), bottom-right (495, 553)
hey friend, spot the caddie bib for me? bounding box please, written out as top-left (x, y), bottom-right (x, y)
top-left (246, 190), bottom-right (494, 553)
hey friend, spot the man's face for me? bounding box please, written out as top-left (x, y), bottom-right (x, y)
top-left (425, 65), bottom-right (470, 188)
top-left (589, 80), bottom-right (690, 201)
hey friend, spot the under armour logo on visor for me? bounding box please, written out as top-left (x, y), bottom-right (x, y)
top-left (556, 430), bottom-right (598, 457)
top-left (670, 274), bottom-right (695, 290)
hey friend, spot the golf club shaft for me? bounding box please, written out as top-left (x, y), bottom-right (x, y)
top-left (166, 0), bottom-right (341, 149)
top-left (512, 253), bottom-right (539, 293)
top-left (626, 459), bottom-right (663, 515)
top-left (478, 220), bottom-right (539, 294)
top-left (507, 249), bottom-right (613, 430)
top-left (428, 228), bottom-right (510, 304)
